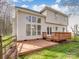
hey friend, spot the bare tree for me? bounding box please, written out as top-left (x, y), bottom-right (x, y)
top-left (71, 24), bottom-right (79, 39)
top-left (0, 0), bottom-right (15, 36)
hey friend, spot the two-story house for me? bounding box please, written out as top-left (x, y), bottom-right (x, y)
top-left (13, 6), bottom-right (68, 41)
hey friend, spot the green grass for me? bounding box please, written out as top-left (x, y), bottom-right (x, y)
top-left (71, 36), bottom-right (79, 41)
top-left (2, 35), bottom-right (12, 47)
top-left (19, 42), bottom-right (79, 59)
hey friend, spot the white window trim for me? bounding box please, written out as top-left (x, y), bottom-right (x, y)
top-left (26, 15), bottom-right (41, 36)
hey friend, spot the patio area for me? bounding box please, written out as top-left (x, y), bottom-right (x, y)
top-left (17, 39), bottom-right (58, 55)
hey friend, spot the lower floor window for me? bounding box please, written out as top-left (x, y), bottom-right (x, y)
top-left (37, 25), bottom-right (41, 35)
top-left (55, 27), bottom-right (58, 31)
top-left (26, 24), bottom-right (31, 36)
top-left (26, 24), bottom-right (41, 36)
top-left (63, 28), bottom-right (65, 32)
top-left (50, 27), bottom-right (52, 34)
top-left (47, 27), bottom-right (50, 34)
top-left (32, 25), bottom-right (36, 35)
top-left (47, 27), bottom-right (52, 35)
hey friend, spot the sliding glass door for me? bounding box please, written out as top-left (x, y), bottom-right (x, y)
top-left (47, 27), bottom-right (52, 35)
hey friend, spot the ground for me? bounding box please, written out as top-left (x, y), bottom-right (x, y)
top-left (2, 36), bottom-right (79, 59)
top-left (18, 41), bottom-right (79, 59)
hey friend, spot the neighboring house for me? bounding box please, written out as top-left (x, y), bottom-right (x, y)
top-left (13, 6), bottom-right (68, 41)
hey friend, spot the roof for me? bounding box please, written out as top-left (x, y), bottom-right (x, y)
top-left (40, 6), bottom-right (68, 17)
top-left (16, 6), bottom-right (40, 14)
top-left (15, 6), bottom-right (45, 17)
top-left (15, 6), bottom-right (68, 17)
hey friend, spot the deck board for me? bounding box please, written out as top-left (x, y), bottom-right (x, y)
top-left (17, 39), bottom-right (58, 55)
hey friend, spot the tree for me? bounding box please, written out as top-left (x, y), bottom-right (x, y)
top-left (71, 24), bottom-right (79, 40)
top-left (0, 0), bottom-right (15, 36)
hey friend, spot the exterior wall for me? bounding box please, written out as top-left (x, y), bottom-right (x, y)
top-left (42, 10), bottom-right (68, 26)
top-left (16, 11), bottom-right (45, 40)
top-left (15, 8), bottom-right (68, 41)
top-left (53, 24), bottom-right (67, 32)
top-left (43, 23), bottom-right (67, 32)
top-left (41, 9), bottom-right (68, 34)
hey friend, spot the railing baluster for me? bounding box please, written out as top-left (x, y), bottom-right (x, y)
top-left (0, 35), bottom-right (3, 59)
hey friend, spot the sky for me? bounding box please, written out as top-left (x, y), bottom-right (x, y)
top-left (12, 0), bottom-right (68, 13)
top-left (12, 0), bottom-right (79, 32)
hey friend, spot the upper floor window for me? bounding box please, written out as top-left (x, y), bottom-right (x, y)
top-left (32, 16), bottom-right (36, 23)
top-left (37, 18), bottom-right (41, 23)
top-left (26, 16), bottom-right (31, 22)
top-left (55, 13), bottom-right (57, 19)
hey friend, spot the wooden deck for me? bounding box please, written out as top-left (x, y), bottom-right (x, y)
top-left (17, 39), bottom-right (58, 55)
top-left (43, 32), bottom-right (71, 41)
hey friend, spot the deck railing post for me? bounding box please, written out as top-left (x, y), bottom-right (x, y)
top-left (0, 35), bottom-right (3, 59)
top-left (15, 35), bottom-right (17, 59)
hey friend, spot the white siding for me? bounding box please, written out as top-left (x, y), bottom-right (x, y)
top-left (44, 23), bottom-right (67, 32)
top-left (42, 10), bottom-right (68, 26)
top-left (17, 12), bottom-right (45, 40)
top-left (15, 8), bottom-right (68, 41)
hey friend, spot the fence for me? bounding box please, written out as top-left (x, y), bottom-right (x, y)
top-left (0, 35), bottom-right (17, 59)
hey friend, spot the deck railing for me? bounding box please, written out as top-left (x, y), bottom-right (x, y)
top-left (0, 35), bottom-right (17, 59)
top-left (42, 32), bottom-right (71, 41)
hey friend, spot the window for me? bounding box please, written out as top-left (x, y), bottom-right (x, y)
top-left (55, 13), bottom-right (57, 19)
top-left (63, 28), bottom-right (65, 32)
top-left (37, 25), bottom-right (41, 35)
top-left (32, 16), bottom-right (36, 23)
top-left (32, 25), bottom-right (36, 35)
top-left (26, 24), bottom-right (31, 36)
top-left (37, 18), bottom-right (41, 23)
top-left (26, 16), bottom-right (31, 22)
top-left (50, 27), bottom-right (52, 34)
top-left (55, 27), bottom-right (58, 31)
top-left (47, 27), bottom-right (50, 34)
top-left (26, 16), bottom-right (41, 36)
top-left (47, 27), bottom-right (52, 35)
top-left (26, 16), bottom-right (28, 19)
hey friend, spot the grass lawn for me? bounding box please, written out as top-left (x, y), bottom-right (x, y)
top-left (72, 36), bottom-right (79, 41)
top-left (19, 41), bottom-right (79, 59)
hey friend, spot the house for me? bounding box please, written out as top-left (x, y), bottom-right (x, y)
top-left (13, 6), bottom-right (68, 41)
